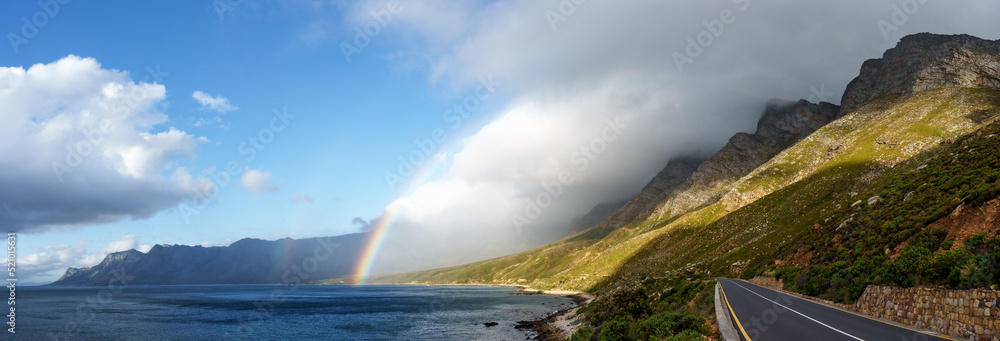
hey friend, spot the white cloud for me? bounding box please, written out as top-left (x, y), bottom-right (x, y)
top-left (0, 55), bottom-right (212, 232)
top-left (192, 90), bottom-right (238, 113)
top-left (240, 168), bottom-right (279, 194)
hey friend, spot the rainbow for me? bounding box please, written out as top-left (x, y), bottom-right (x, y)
top-left (351, 205), bottom-right (400, 285)
top-left (350, 140), bottom-right (454, 285)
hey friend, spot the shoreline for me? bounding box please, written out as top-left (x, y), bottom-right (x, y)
top-left (512, 287), bottom-right (595, 340)
top-left (379, 282), bottom-right (595, 340)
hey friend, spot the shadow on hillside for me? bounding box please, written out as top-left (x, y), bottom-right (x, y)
top-left (587, 160), bottom-right (875, 293)
top-left (589, 117), bottom-right (1000, 297)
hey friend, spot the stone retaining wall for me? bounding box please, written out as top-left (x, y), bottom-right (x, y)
top-left (747, 277), bottom-right (1000, 340)
top-left (850, 285), bottom-right (999, 340)
top-left (747, 276), bottom-right (783, 291)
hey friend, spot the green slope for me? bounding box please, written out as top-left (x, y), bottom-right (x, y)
top-left (372, 87), bottom-right (1000, 296)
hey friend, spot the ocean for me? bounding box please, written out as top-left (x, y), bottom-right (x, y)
top-left (14, 284), bottom-right (574, 340)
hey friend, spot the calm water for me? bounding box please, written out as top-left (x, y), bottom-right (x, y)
top-left (15, 285), bottom-right (573, 340)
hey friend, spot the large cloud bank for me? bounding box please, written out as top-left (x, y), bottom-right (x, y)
top-left (0, 56), bottom-right (211, 232)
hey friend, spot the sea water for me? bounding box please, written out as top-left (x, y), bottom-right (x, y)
top-left (16, 285), bottom-right (573, 340)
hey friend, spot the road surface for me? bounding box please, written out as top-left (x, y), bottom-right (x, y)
top-left (716, 278), bottom-right (955, 341)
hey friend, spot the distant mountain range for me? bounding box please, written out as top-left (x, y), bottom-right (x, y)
top-left (50, 234), bottom-right (366, 286)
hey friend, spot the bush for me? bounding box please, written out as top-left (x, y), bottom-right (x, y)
top-left (968, 233), bottom-right (987, 251)
top-left (635, 312), bottom-right (707, 340)
top-left (663, 329), bottom-right (707, 341)
top-left (598, 318), bottom-right (631, 341)
top-left (941, 240), bottom-right (954, 250)
top-left (971, 243), bottom-right (1000, 288)
top-left (571, 327), bottom-right (594, 341)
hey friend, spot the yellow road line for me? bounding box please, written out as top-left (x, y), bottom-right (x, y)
top-left (720, 283), bottom-right (753, 341)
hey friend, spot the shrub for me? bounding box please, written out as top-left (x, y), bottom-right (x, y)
top-left (635, 312), bottom-right (707, 340)
top-left (571, 327), bottom-right (594, 341)
top-left (598, 318), bottom-right (631, 341)
top-left (664, 329), bottom-right (707, 341)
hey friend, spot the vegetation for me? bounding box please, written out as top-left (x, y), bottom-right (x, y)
top-left (765, 119), bottom-right (1000, 302)
top-left (572, 276), bottom-right (716, 341)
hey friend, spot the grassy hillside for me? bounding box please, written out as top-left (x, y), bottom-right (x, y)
top-left (607, 88), bottom-right (1000, 279)
top-left (373, 88), bottom-right (1000, 295)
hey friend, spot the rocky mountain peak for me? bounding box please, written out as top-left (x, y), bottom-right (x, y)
top-left (648, 98), bottom-right (839, 221)
top-left (756, 99), bottom-right (841, 141)
top-left (841, 33), bottom-right (1000, 114)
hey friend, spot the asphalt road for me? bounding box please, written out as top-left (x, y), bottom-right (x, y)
top-left (716, 278), bottom-right (955, 341)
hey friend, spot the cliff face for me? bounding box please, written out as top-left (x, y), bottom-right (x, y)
top-left (841, 33), bottom-right (1000, 114)
top-left (579, 157), bottom-right (703, 234)
top-left (51, 234), bottom-right (367, 286)
top-left (650, 99), bottom-right (840, 220)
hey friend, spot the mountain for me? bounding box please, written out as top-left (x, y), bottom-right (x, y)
top-left (571, 156), bottom-right (703, 238)
top-left (371, 33), bottom-right (1000, 297)
top-left (374, 96), bottom-right (841, 289)
top-left (367, 34), bottom-right (1000, 340)
top-left (50, 234), bottom-right (366, 286)
top-left (649, 99), bottom-right (840, 221)
top-left (572, 99), bottom-right (840, 241)
top-left (562, 199), bottom-right (629, 237)
top-left (841, 33), bottom-right (1000, 114)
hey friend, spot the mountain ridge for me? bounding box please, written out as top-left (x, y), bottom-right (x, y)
top-left (841, 33), bottom-right (1000, 114)
top-left (50, 234), bottom-right (367, 286)
top-left (369, 34), bottom-right (1000, 298)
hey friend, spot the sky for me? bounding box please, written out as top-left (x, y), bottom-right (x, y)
top-left (2, 0), bottom-right (999, 284)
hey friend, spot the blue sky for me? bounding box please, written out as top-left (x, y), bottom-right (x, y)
top-left (2, 1), bottom-right (511, 283)
top-left (4, 0), bottom-right (1000, 284)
